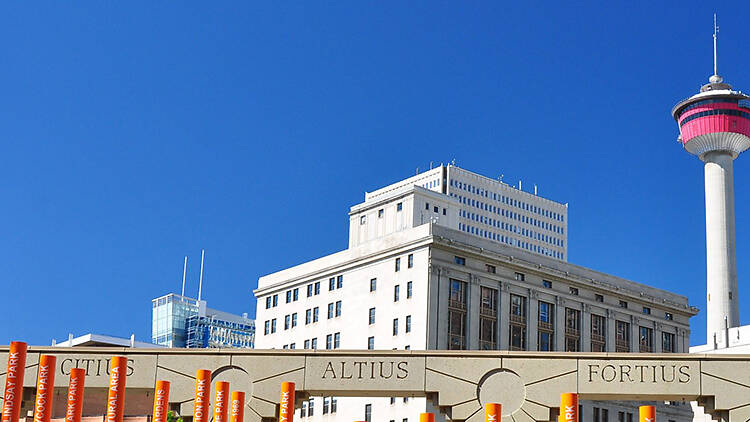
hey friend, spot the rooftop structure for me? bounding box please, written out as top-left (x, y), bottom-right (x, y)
top-left (51, 332), bottom-right (162, 348)
top-left (352, 164), bottom-right (568, 261)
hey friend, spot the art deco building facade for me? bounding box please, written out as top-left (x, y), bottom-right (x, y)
top-left (254, 167), bottom-right (697, 422)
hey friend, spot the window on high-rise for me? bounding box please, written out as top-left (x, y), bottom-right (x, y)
top-left (337, 275), bottom-right (343, 289)
top-left (564, 308), bottom-right (580, 352)
top-left (327, 303), bottom-right (334, 319)
top-left (480, 286), bottom-right (497, 350)
top-left (335, 300), bottom-right (341, 317)
top-left (271, 318), bottom-right (276, 334)
top-left (313, 307), bottom-right (319, 322)
top-left (406, 315), bottom-right (411, 333)
top-left (591, 314), bottom-right (606, 352)
top-left (367, 336), bottom-right (374, 350)
top-left (334, 332), bottom-right (340, 349)
top-left (395, 258), bottom-right (401, 272)
top-left (311, 337), bottom-right (317, 349)
top-left (665, 312), bottom-right (673, 320)
top-left (397, 202), bottom-right (403, 211)
top-left (329, 277), bottom-right (335, 291)
top-left (370, 278), bottom-right (377, 292)
top-left (326, 334), bottom-right (332, 349)
top-left (307, 284), bottom-right (313, 297)
top-left (454, 256), bottom-right (466, 266)
top-left (265, 296), bottom-right (271, 309)
top-left (407, 281), bottom-right (413, 298)
top-left (286, 290), bottom-right (292, 303)
top-left (378, 209), bottom-right (384, 218)
top-left (639, 326), bottom-right (653, 352)
top-left (486, 264), bottom-right (496, 274)
top-left (369, 308), bottom-right (376, 325)
top-left (291, 313), bottom-right (297, 328)
top-left (314, 282), bottom-right (320, 295)
top-left (393, 318), bottom-right (399, 335)
top-left (272, 294), bottom-right (278, 307)
top-left (538, 301), bottom-right (554, 351)
top-left (448, 279), bottom-right (467, 350)
top-left (515, 272), bottom-right (525, 281)
top-left (663, 332), bottom-right (676, 353)
top-left (305, 309), bottom-right (311, 325)
top-left (616, 320), bottom-right (630, 352)
top-left (293, 288), bottom-right (298, 301)
top-left (510, 294), bottom-right (527, 350)
top-left (394, 285), bottom-right (400, 302)
top-left (364, 404), bottom-right (372, 422)
top-left (408, 254), bottom-right (413, 268)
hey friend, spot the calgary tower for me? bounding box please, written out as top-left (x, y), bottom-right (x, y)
top-left (672, 16), bottom-right (750, 338)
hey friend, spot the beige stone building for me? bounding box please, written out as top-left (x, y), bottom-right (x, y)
top-left (254, 167), bottom-right (698, 422)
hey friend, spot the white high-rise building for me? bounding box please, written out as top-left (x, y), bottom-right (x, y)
top-left (351, 165), bottom-right (568, 261)
top-left (255, 166), bottom-right (696, 422)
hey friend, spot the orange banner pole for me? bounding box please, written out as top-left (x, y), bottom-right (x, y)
top-left (2, 341), bottom-right (28, 422)
top-left (33, 355), bottom-right (57, 422)
top-left (639, 406), bottom-right (655, 422)
top-left (152, 381), bottom-right (170, 422)
top-left (193, 370), bottom-right (212, 422)
top-left (106, 356), bottom-right (128, 422)
top-left (66, 368), bottom-right (86, 422)
top-left (560, 393), bottom-right (578, 422)
top-left (230, 391), bottom-right (244, 422)
top-left (213, 382), bottom-right (230, 422)
top-left (420, 413), bottom-right (435, 422)
top-left (279, 382), bottom-right (295, 422)
top-left (485, 403), bottom-right (501, 422)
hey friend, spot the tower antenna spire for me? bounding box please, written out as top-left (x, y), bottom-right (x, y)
top-left (713, 13), bottom-right (718, 77)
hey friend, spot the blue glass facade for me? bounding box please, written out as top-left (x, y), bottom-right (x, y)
top-left (185, 315), bottom-right (255, 348)
top-left (152, 293), bottom-right (254, 348)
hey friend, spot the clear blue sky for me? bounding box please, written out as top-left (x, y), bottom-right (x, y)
top-left (2, 2), bottom-right (749, 347)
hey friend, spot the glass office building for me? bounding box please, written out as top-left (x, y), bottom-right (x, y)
top-left (152, 293), bottom-right (254, 348)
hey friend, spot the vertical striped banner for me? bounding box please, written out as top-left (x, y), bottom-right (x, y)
top-left (485, 403), bottom-right (501, 422)
top-left (65, 368), bottom-right (86, 422)
top-left (419, 414), bottom-right (435, 422)
top-left (279, 382), bottom-right (295, 422)
top-left (152, 381), bottom-right (170, 422)
top-left (639, 406), bottom-right (655, 422)
top-left (2, 341), bottom-right (28, 422)
top-left (193, 370), bottom-right (212, 422)
top-left (229, 391), bottom-right (244, 422)
top-left (105, 357), bottom-right (128, 422)
top-left (33, 355), bottom-right (57, 422)
top-left (213, 382), bottom-right (230, 422)
top-left (560, 393), bottom-right (578, 422)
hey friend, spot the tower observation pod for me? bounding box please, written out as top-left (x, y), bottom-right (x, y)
top-left (671, 18), bottom-right (750, 339)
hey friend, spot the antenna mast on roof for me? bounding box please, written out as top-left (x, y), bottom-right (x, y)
top-left (181, 256), bottom-right (188, 297)
top-left (198, 249), bottom-right (205, 301)
top-left (713, 14), bottom-right (719, 77)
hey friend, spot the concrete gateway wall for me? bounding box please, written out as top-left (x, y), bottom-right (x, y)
top-left (1, 348), bottom-right (749, 422)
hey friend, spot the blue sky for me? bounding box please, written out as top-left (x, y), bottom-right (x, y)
top-left (2, 2), bottom-right (749, 347)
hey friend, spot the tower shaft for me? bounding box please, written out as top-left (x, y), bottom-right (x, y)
top-left (703, 151), bottom-right (739, 337)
